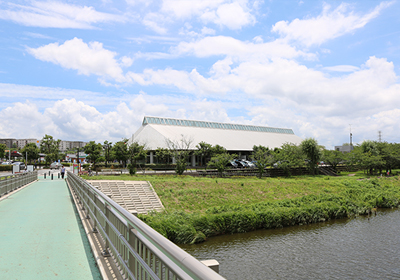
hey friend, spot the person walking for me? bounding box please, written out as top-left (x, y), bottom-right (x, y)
top-left (61, 166), bottom-right (66, 179)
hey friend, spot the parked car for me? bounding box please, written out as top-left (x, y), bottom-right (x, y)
top-left (234, 159), bottom-right (248, 168)
top-left (243, 160), bottom-right (256, 168)
top-left (1, 161), bottom-right (12, 165)
top-left (50, 162), bottom-right (62, 169)
top-left (226, 161), bottom-right (239, 168)
top-left (12, 162), bottom-right (26, 170)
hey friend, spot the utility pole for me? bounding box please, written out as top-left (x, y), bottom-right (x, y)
top-left (349, 124), bottom-right (353, 150)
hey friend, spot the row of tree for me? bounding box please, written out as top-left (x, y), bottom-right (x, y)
top-left (247, 139), bottom-right (400, 178)
top-left (2, 135), bottom-right (400, 177)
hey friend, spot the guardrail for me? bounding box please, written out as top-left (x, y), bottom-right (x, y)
top-left (66, 171), bottom-right (225, 280)
top-left (0, 171), bottom-right (38, 197)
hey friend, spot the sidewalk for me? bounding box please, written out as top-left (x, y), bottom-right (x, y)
top-left (0, 177), bottom-right (101, 279)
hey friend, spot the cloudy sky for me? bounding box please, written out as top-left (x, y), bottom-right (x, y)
top-left (1, 0), bottom-right (399, 148)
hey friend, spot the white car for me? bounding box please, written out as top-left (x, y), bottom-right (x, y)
top-left (50, 162), bottom-right (62, 169)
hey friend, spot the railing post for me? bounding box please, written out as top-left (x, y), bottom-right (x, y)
top-left (92, 194), bottom-right (98, 233)
top-left (103, 204), bottom-right (111, 257)
top-left (128, 225), bottom-right (137, 279)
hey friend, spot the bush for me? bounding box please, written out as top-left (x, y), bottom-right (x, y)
top-left (128, 164), bottom-right (136, 175)
top-left (0, 165), bottom-right (12, 171)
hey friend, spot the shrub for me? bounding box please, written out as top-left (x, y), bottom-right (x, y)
top-left (0, 165), bottom-right (12, 171)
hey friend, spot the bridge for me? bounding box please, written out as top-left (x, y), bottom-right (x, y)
top-left (0, 171), bottom-right (225, 280)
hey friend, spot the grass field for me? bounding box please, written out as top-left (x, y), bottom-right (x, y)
top-left (83, 171), bottom-right (400, 244)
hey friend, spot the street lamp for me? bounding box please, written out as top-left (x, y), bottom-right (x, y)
top-left (76, 146), bottom-right (80, 172)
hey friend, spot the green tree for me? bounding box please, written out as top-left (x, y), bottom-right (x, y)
top-left (127, 142), bottom-right (147, 175)
top-left (195, 141), bottom-right (212, 167)
top-left (113, 140), bottom-right (129, 168)
top-left (155, 148), bottom-right (171, 164)
top-left (300, 138), bottom-right (321, 175)
top-left (210, 144), bottom-right (226, 157)
top-left (103, 140), bottom-right (113, 167)
top-left (376, 142), bottom-right (400, 174)
top-left (166, 135), bottom-right (193, 175)
top-left (40, 134), bottom-right (61, 164)
top-left (344, 147), bottom-right (363, 171)
top-left (207, 153), bottom-right (237, 177)
top-left (21, 143), bottom-right (39, 164)
top-left (84, 141), bottom-right (104, 171)
top-left (322, 149), bottom-right (345, 172)
top-left (360, 140), bottom-right (384, 175)
top-left (0, 143), bottom-right (6, 159)
top-left (273, 143), bottom-right (304, 176)
top-left (251, 145), bottom-right (271, 178)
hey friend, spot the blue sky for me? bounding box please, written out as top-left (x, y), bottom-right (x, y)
top-left (1, 0), bottom-right (400, 149)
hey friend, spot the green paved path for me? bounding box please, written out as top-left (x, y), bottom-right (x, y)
top-left (0, 177), bottom-right (101, 280)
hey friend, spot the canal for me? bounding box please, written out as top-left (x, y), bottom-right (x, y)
top-left (180, 209), bottom-right (400, 279)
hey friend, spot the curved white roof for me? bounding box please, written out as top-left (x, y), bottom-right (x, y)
top-left (128, 116), bottom-right (303, 151)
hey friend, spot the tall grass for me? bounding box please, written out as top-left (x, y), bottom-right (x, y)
top-left (85, 173), bottom-right (400, 244)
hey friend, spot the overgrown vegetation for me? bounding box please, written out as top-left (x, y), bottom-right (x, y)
top-left (85, 172), bottom-right (400, 244)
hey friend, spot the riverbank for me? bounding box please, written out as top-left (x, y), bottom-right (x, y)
top-left (84, 172), bottom-right (400, 244)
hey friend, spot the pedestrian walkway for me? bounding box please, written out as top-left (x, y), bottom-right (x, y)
top-left (0, 177), bottom-right (101, 280)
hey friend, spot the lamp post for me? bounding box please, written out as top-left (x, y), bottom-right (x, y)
top-left (76, 146), bottom-right (80, 173)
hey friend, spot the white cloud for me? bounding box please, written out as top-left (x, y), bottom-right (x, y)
top-left (27, 38), bottom-right (127, 83)
top-left (272, 2), bottom-right (393, 46)
top-left (127, 68), bottom-right (196, 92)
top-left (0, 1), bottom-right (124, 29)
top-left (323, 65), bottom-right (360, 72)
top-left (142, 12), bottom-right (168, 34)
top-left (0, 83), bottom-right (118, 112)
top-left (161, 0), bottom-right (224, 19)
top-left (171, 36), bottom-right (314, 60)
top-left (200, 2), bottom-right (256, 30)
top-left (159, 0), bottom-right (256, 30)
top-left (0, 94), bottom-right (239, 142)
top-left (125, 56), bottom-right (400, 126)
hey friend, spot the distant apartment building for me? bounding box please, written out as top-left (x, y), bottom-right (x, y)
top-left (0, 138), bottom-right (16, 148)
top-left (1, 138), bottom-right (87, 151)
top-left (0, 138), bottom-right (40, 149)
top-left (16, 139), bottom-right (38, 149)
top-left (59, 141), bottom-right (88, 152)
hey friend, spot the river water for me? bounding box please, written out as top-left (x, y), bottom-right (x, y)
top-left (180, 209), bottom-right (400, 280)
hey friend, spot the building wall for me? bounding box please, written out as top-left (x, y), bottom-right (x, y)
top-left (334, 145), bottom-right (354, 153)
top-left (16, 139), bottom-right (37, 149)
top-left (0, 138), bottom-right (16, 148)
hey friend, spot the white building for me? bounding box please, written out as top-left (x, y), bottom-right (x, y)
top-left (16, 139), bottom-right (38, 149)
top-left (128, 116), bottom-right (303, 166)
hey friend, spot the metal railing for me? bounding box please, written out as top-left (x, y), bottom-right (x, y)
top-left (0, 171), bottom-right (38, 197)
top-left (66, 171), bottom-right (225, 280)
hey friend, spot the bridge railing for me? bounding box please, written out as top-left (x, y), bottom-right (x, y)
top-left (0, 171), bottom-right (38, 197)
top-left (66, 171), bottom-right (225, 280)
